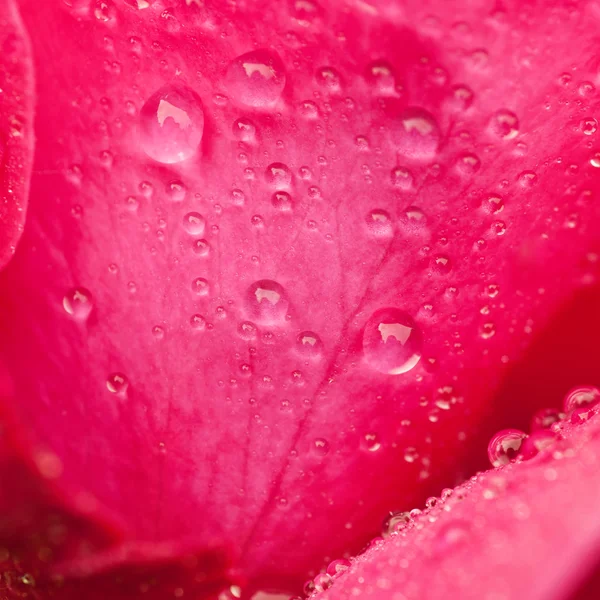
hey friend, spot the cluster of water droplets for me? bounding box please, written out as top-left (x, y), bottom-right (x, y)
top-left (486, 385), bottom-right (600, 467)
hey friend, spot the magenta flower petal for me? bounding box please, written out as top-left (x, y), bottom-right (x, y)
top-left (319, 413), bottom-right (600, 600)
top-left (0, 0), bottom-right (34, 270)
top-left (1, 0), bottom-right (600, 597)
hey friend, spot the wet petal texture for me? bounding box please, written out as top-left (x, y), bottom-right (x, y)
top-left (320, 413), bottom-right (600, 600)
top-left (0, 0), bottom-right (34, 269)
top-left (4, 0), bottom-right (600, 594)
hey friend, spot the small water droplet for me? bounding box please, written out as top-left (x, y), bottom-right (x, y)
top-left (489, 109), bottom-right (519, 139)
top-left (391, 166), bottom-right (414, 189)
top-left (517, 170), bottom-right (537, 187)
top-left (530, 407), bottom-right (563, 431)
top-left (433, 254), bottom-right (451, 274)
top-left (480, 322), bottom-right (496, 339)
top-left (190, 314), bottom-right (206, 330)
top-left (487, 429), bottom-right (527, 467)
top-left (63, 288), bottom-right (93, 320)
top-left (297, 331), bottom-right (323, 357)
top-left (403, 447), bottom-right (419, 463)
top-left (316, 66), bottom-right (341, 91)
top-left (246, 280), bottom-right (289, 323)
top-left (366, 209), bottom-right (393, 236)
top-left (140, 85), bottom-right (204, 164)
top-left (225, 50), bottom-right (286, 107)
top-left (362, 308), bottom-right (422, 375)
top-left (365, 61), bottom-right (395, 94)
top-left (484, 195), bottom-right (504, 214)
top-left (167, 179), bottom-right (186, 202)
top-left (382, 511), bottom-right (411, 537)
top-left (581, 118), bottom-right (598, 136)
top-left (313, 437), bottom-right (330, 455)
top-left (362, 432), bottom-right (381, 452)
top-left (191, 277), bottom-right (209, 296)
top-left (106, 372), bottom-right (129, 395)
top-left (326, 558), bottom-right (351, 578)
top-left (520, 430), bottom-right (557, 459)
top-left (393, 107), bottom-right (440, 161)
top-left (563, 385), bottom-right (600, 412)
top-left (272, 191), bottom-right (293, 211)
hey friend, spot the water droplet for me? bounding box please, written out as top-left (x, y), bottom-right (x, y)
top-left (63, 288), bottom-right (93, 320)
top-left (316, 66), bottom-right (341, 91)
top-left (312, 574), bottom-right (332, 593)
top-left (489, 109), bottom-right (519, 139)
top-left (403, 447), bottom-right (418, 463)
top-left (297, 331), bottom-right (323, 357)
top-left (326, 558), bottom-right (351, 578)
top-left (484, 195), bottom-right (504, 214)
top-left (167, 179), bottom-right (186, 202)
top-left (190, 314), bottom-right (206, 330)
top-left (590, 152), bottom-right (600, 168)
top-left (191, 277), bottom-right (209, 296)
top-left (366, 209), bottom-right (393, 236)
top-left (455, 153), bottom-right (480, 175)
top-left (106, 372), bottom-right (129, 395)
top-left (362, 432), bottom-right (381, 452)
top-left (140, 85), bottom-right (204, 164)
top-left (225, 50), bottom-right (286, 107)
top-left (432, 254), bottom-right (451, 274)
top-left (391, 166), bottom-right (414, 189)
top-left (581, 118), bottom-right (598, 136)
top-left (291, 0), bottom-right (321, 24)
top-left (449, 85), bottom-right (474, 110)
top-left (362, 308), bottom-right (422, 375)
top-left (246, 280), bottom-right (289, 323)
top-left (265, 162), bottom-right (292, 188)
top-left (530, 407), bottom-right (563, 431)
top-left (491, 220), bottom-right (507, 236)
top-left (487, 429), bottom-right (527, 467)
top-left (563, 385), bottom-right (600, 412)
top-left (272, 191), bottom-right (293, 211)
top-left (517, 170), bottom-right (537, 187)
top-left (365, 61), bottom-right (395, 94)
top-left (382, 511), bottom-right (411, 537)
top-left (480, 322), bottom-right (496, 339)
top-left (183, 212), bottom-right (205, 235)
top-left (238, 321), bottom-right (258, 339)
top-left (520, 430), bottom-right (557, 460)
top-left (152, 325), bottom-right (165, 339)
top-left (313, 437), bottom-right (330, 455)
top-left (393, 107), bottom-right (440, 161)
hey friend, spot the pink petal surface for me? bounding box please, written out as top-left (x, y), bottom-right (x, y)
top-left (319, 412), bottom-right (600, 600)
top-left (2, 0), bottom-right (600, 596)
top-left (0, 0), bottom-right (34, 269)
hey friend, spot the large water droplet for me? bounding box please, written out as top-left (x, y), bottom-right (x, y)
top-left (326, 558), bottom-right (351, 578)
top-left (265, 162), bottom-right (292, 188)
top-left (183, 212), bottom-right (206, 235)
top-left (246, 280), bottom-right (289, 323)
top-left (63, 288), bottom-right (93, 320)
top-left (140, 85), bottom-right (204, 164)
top-left (393, 107), bottom-right (440, 161)
top-left (487, 429), bottom-right (527, 467)
top-left (225, 50), bottom-right (286, 107)
top-left (362, 308), bottom-right (422, 375)
top-left (563, 385), bottom-right (600, 412)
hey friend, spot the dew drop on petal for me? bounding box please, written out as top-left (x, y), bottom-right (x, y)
top-left (225, 49), bottom-right (286, 107)
top-left (362, 308), bottom-right (422, 375)
top-left (563, 385), bottom-right (600, 412)
top-left (246, 280), bottom-right (289, 323)
top-left (140, 85), bottom-right (204, 164)
top-left (393, 107), bottom-right (440, 161)
top-left (297, 331), bottom-right (323, 357)
top-left (326, 558), bottom-right (351, 578)
top-left (520, 430), bottom-right (557, 460)
top-left (530, 407), bottom-right (563, 431)
top-left (272, 191), bottom-right (293, 211)
top-left (63, 287), bottom-right (93, 320)
top-left (362, 432), bottom-right (381, 452)
top-left (106, 372), bottom-right (129, 395)
top-left (232, 117), bottom-right (256, 141)
top-left (313, 437), bottom-right (330, 455)
top-left (265, 162), bottom-right (292, 188)
top-left (489, 109), bottom-right (519, 139)
top-left (183, 212), bottom-right (206, 235)
top-left (382, 511), bottom-right (411, 537)
top-left (366, 209), bottom-right (393, 237)
top-left (191, 277), bottom-right (209, 296)
top-left (581, 118), bottom-right (598, 136)
top-left (487, 428), bottom-right (528, 467)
